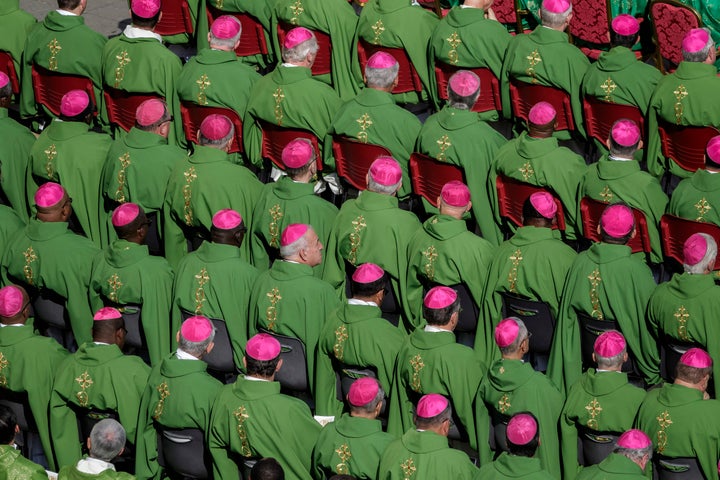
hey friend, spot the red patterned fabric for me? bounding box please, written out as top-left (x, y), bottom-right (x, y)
top-left (570, 0), bottom-right (610, 45)
top-left (651, 1), bottom-right (700, 67)
top-left (493, 0), bottom-right (517, 25)
top-left (154, 0), bottom-right (194, 36)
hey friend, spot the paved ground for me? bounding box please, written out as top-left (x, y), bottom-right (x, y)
top-left (20, 0), bottom-right (130, 37)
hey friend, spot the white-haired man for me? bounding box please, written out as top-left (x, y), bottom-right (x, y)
top-left (58, 419), bottom-right (133, 479)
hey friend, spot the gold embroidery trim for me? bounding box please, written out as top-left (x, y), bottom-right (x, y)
top-left (588, 269), bottom-right (603, 320)
top-left (290, 0), bottom-right (304, 24)
top-left (333, 325), bottom-right (348, 361)
top-left (0, 353), bottom-right (8, 387)
top-left (107, 273), bottom-right (123, 303)
top-left (153, 381), bottom-right (170, 420)
top-left (114, 50), bottom-right (131, 88)
top-left (269, 204), bottom-right (284, 248)
top-left (526, 49), bottom-right (542, 83)
top-left (656, 410), bottom-right (673, 454)
top-left (266, 287), bottom-right (282, 331)
top-left (498, 393), bottom-right (511, 413)
top-left (348, 215), bottom-right (367, 266)
top-left (335, 443), bottom-right (352, 474)
top-left (196, 74), bottom-right (211, 106)
top-left (182, 167), bottom-right (197, 226)
top-left (422, 245), bottom-right (438, 281)
top-left (115, 153), bottom-right (131, 203)
top-left (23, 247), bottom-right (37, 286)
top-left (273, 87), bottom-right (285, 125)
top-left (436, 135), bottom-right (451, 162)
top-left (194, 268), bottom-right (210, 314)
top-left (44, 144), bottom-right (58, 180)
top-left (674, 305), bottom-right (690, 341)
top-left (600, 77), bottom-right (617, 103)
top-left (673, 85), bottom-right (688, 124)
top-left (518, 161), bottom-right (534, 181)
top-left (585, 397), bottom-right (603, 430)
top-left (234, 405), bottom-right (252, 457)
top-left (356, 113), bottom-right (373, 143)
top-left (507, 249), bottom-right (523, 293)
top-left (75, 370), bottom-right (94, 407)
top-left (47, 39), bottom-right (62, 71)
top-left (371, 20), bottom-right (385, 44)
top-left (401, 458), bottom-right (416, 480)
top-left (410, 354), bottom-right (424, 392)
top-left (446, 31), bottom-right (462, 66)
top-left (695, 198), bottom-right (711, 222)
top-left (599, 185), bottom-right (613, 203)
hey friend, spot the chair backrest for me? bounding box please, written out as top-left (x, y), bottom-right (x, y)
top-left (0, 390), bottom-right (36, 432)
top-left (154, 0), bottom-right (194, 36)
top-left (118, 304), bottom-right (143, 349)
top-left (331, 135), bottom-right (393, 191)
top-left (649, 0), bottom-right (702, 73)
top-left (408, 152), bottom-right (464, 207)
top-left (577, 426), bottom-right (619, 467)
top-left (499, 292), bottom-right (555, 372)
top-left (104, 86), bottom-right (162, 133)
top-left (576, 311), bottom-right (639, 377)
top-left (495, 174), bottom-right (567, 231)
top-left (31, 64), bottom-right (97, 118)
top-left (569, 0), bottom-right (611, 45)
top-left (259, 330), bottom-right (308, 392)
top-left (277, 22), bottom-right (332, 76)
top-left (358, 40), bottom-right (424, 95)
top-left (583, 96), bottom-right (645, 146)
top-left (180, 102), bottom-right (243, 154)
top-left (657, 120), bottom-right (720, 174)
top-left (0, 51), bottom-right (20, 95)
top-left (434, 62), bottom-right (502, 113)
top-left (509, 77), bottom-right (575, 131)
top-left (655, 455), bottom-right (703, 480)
top-left (660, 214), bottom-right (720, 270)
top-left (258, 119), bottom-right (321, 171)
top-left (579, 197), bottom-right (651, 254)
top-left (206, 5), bottom-right (269, 57)
top-left (157, 427), bottom-right (209, 479)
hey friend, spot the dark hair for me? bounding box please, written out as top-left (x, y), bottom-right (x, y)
top-left (58, 0), bottom-right (82, 9)
top-left (0, 82), bottom-right (12, 100)
top-left (251, 458), bottom-right (285, 480)
top-left (92, 316), bottom-right (125, 340)
top-left (422, 296), bottom-right (461, 326)
top-left (131, 11), bottom-right (161, 28)
top-left (414, 403), bottom-right (452, 430)
top-left (114, 208), bottom-right (148, 239)
top-left (599, 202), bottom-right (634, 245)
top-left (506, 411), bottom-right (540, 457)
top-left (608, 135), bottom-right (640, 158)
top-left (521, 196), bottom-right (553, 227)
top-left (0, 405), bottom-right (17, 444)
top-left (246, 355), bottom-right (280, 378)
top-left (350, 275), bottom-right (386, 298)
top-left (610, 31), bottom-right (638, 49)
top-left (676, 362), bottom-right (712, 384)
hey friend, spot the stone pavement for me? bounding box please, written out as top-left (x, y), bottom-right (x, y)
top-left (20, 0), bottom-right (130, 37)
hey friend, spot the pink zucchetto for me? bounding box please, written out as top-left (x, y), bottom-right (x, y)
top-left (684, 233), bottom-right (708, 266)
top-left (0, 286), bottom-right (24, 318)
top-left (611, 119), bottom-right (641, 147)
top-left (60, 89), bottom-right (89, 117)
top-left (448, 71), bottom-right (480, 97)
top-left (348, 377), bottom-right (380, 407)
top-left (507, 414), bottom-right (538, 445)
top-left (93, 307), bottom-right (122, 321)
top-left (441, 181), bottom-right (470, 207)
top-left (366, 51), bottom-right (397, 69)
top-left (0, 72), bottom-right (9, 89)
top-left (246, 333), bottom-right (281, 361)
top-left (35, 182), bottom-right (66, 208)
top-left (542, 0), bottom-right (570, 13)
top-left (369, 157), bottom-right (402, 186)
top-left (594, 330), bottom-right (626, 358)
top-left (530, 192), bottom-right (557, 219)
top-left (281, 223), bottom-right (309, 247)
top-left (600, 204), bottom-right (634, 238)
top-left (181, 316), bottom-right (213, 342)
top-left (212, 209), bottom-right (242, 230)
top-left (131, 0), bottom-right (161, 18)
top-left (416, 394), bottom-right (448, 418)
top-left (617, 429), bottom-right (652, 449)
top-left (680, 348), bottom-right (713, 369)
top-left (211, 16), bottom-right (241, 39)
top-left (112, 203), bottom-right (140, 227)
top-left (284, 27), bottom-right (314, 49)
top-left (682, 28), bottom-right (711, 53)
top-left (282, 139), bottom-right (314, 169)
top-left (352, 263), bottom-right (385, 284)
top-left (135, 98), bottom-right (166, 127)
top-left (611, 14), bottom-right (640, 36)
top-left (706, 136), bottom-right (720, 166)
top-left (495, 318), bottom-right (520, 348)
top-left (528, 101), bottom-right (556, 125)
top-left (200, 114), bottom-right (233, 141)
top-left (423, 286), bottom-right (457, 309)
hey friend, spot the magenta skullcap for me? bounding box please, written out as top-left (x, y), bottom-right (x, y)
top-left (60, 89), bottom-right (89, 117)
top-left (507, 414), bottom-right (538, 445)
top-left (35, 182), bottom-right (66, 208)
top-left (366, 51), bottom-right (398, 69)
top-left (542, 0), bottom-right (570, 13)
top-left (441, 180), bottom-right (471, 207)
top-left (131, 0), bottom-right (161, 18)
top-left (200, 114), bottom-right (233, 141)
top-left (495, 317), bottom-right (520, 348)
top-left (246, 333), bottom-right (281, 361)
top-left (212, 209), bottom-right (242, 230)
top-left (594, 330), bottom-right (626, 357)
top-left (530, 192), bottom-right (557, 219)
top-left (181, 316), bottom-right (213, 342)
top-left (0, 286), bottom-right (24, 318)
top-left (211, 15), bottom-right (241, 39)
top-left (348, 377), bottom-right (380, 407)
top-left (93, 307), bottom-right (122, 321)
top-left (416, 393), bottom-right (448, 418)
top-left (423, 286), bottom-right (457, 309)
top-left (680, 348), bottom-right (713, 369)
top-left (611, 14), bottom-right (640, 36)
top-left (682, 28), bottom-right (711, 53)
top-left (528, 101), bottom-right (556, 125)
top-left (706, 136), bottom-right (720, 166)
top-left (284, 27), bottom-right (314, 49)
top-left (617, 429), bottom-right (652, 449)
top-left (352, 263), bottom-right (385, 283)
top-left (0, 72), bottom-right (9, 89)
top-left (281, 223), bottom-right (309, 247)
top-left (369, 156), bottom-right (402, 186)
top-left (684, 233), bottom-right (708, 266)
top-left (611, 119), bottom-right (641, 147)
top-left (600, 204), bottom-right (634, 238)
top-left (448, 71), bottom-right (480, 97)
top-left (135, 98), bottom-right (166, 127)
top-left (281, 139), bottom-right (314, 169)
top-left (111, 203), bottom-right (140, 227)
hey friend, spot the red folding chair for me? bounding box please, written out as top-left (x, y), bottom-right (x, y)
top-left (154, 0), bottom-right (194, 36)
top-left (580, 197), bottom-right (651, 254)
top-left (258, 119), bottom-right (321, 171)
top-left (509, 78), bottom-right (575, 132)
top-left (434, 62), bottom-right (502, 113)
top-left (649, 0), bottom-right (702, 73)
top-left (358, 40), bottom-right (424, 95)
top-left (495, 174), bottom-right (566, 231)
top-left (657, 120), bottom-right (720, 174)
top-left (331, 135), bottom-right (393, 191)
top-left (660, 214), bottom-right (720, 270)
top-left (277, 22), bottom-right (332, 76)
top-left (409, 152), bottom-right (464, 207)
top-left (206, 5), bottom-right (269, 57)
top-left (180, 102), bottom-right (243, 154)
top-left (583, 96), bottom-right (645, 146)
top-left (0, 51), bottom-right (20, 95)
top-left (31, 64), bottom-right (97, 117)
top-left (104, 86), bottom-right (162, 132)
top-left (569, 0), bottom-right (612, 60)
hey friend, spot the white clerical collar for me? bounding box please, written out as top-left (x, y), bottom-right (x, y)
top-left (0, 323), bottom-right (23, 328)
top-left (176, 348), bottom-right (198, 360)
top-left (282, 63), bottom-right (301, 68)
top-left (424, 325), bottom-right (448, 333)
top-left (76, 457), bottom-right (116, 474)
top-left (348, 298), bottom-right (378, 307)
top-left (56, 9), bottom-right (78, 16)
top-left (608, 154), bottom-right (633, 162)
top-left (123, 25), bottom-right (163, 42)
top-left (595, 369), bottom-right (622, 373)
top-left (94, 342), bottom-right (110, 346)
top-left (283, 259), bottom-right (301, 265)
top-left (243, 375), bottom-right (270, 382)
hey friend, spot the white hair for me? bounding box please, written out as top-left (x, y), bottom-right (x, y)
top-left (541, 4), bottom-right (572, 28)
top-left (282, 36), bottom-right (319, 63)
top-left (684, 233), bottom-right (718, 274)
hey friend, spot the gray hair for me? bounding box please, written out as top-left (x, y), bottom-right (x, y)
top-left (282, 36), bottom-right (319, 64)
top-left (350, 384), bottom-right (385, 415)
top-left (615, 445), bottom-right (652, 464)
top-left (499, 317), bottom-right (529, 356)
top-left (683, 29), bottom-right (714, 62)
top-left (684, 233), bottom-right (718, 274)
top-left (279, 228), bottom-right (311, 258)
top-left (367, 177), bottom-right (401, 195)
top-left (365, 64), bottom-right (399, 89)
top-left (198, 124), bottom-right (235, 150)
top-left (447, 71), bottom-right (481, 109)
top-left (541, 4), bottom-right (572, 28)
top-left (595, 348), bottom-right (626, 370)
top-left (209, 18), bottom-right (242, 49)
top-left (179, 325), bottom-right (216, 358)
top-left (89, 419), bottom-right (126, 462)
top-left (0, 82), bottom-right (11, 100)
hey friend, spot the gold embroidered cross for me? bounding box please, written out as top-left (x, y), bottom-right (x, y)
top-left (656, 410), bottom-right (673, 453)
top-left (268, 204), bottom-right (284, 248)
top-left (436, 135), bottom-right (451, 162)
top-left (44, 144), bottom-right (57, 180)
top-left (371, 20), bottom-right (385, 44)
top-left (75, 371), bottom-right (94, 407)
top-left (273, 87), bottom-right (285, 125)
top-left (585, 398), bottom-right (603, 429)
top-left (335, 443), bottom-right (352, 474)
top-left (356, 113), bottom-right (373, 143)
top-left (290, 0), bottom-right (304, 23)
top-left (446, 31), bottom-right (462, 65)
top-left (674, 305), bottom-right (690, 341)
top-left (115, 153), bottom-right (131, 202)
top-left (266, 287), bottom-right (282, 330)
top-left (508, 249), bottom-right (523, 293)
top-left (348, 216), bottom-right (367, 266)
top-left (107, 273), bottom-right (123, 303)
top-left (333, 325), bottom-right (348, 361)
top-left (410, 354), bottom-right (424, 392)
top-left (196, 74), bottom-right (211, 106)
top-left (518, 162), bottom-right (534, 181)
top-left (153, 381), bottom-right (170, 420)
top-left (695, 198), bottom-right (711, 222)
top-left (215, 0), bottom-right (223, 7)
top-left (0, 353), bottom-right (8, 387)
top-left (114, 50), bottom-right (131, 88)
top-left (182, 167), bottom-right (197, 226)
top-left (422, 245), bottom-right (438, 281)
top-left (401, 458), bottom-right (416, 480)
top-left (498, 393), bottom-right (511, 413)
top-left (23, 246), bottom-right (37, 286)
top-left (600, 77), bottom-right (617, 102)
top-left (234, 405), bottom-right (252, 456)
top-left (673, 85), bottom-right (688, 124)
top-left (194, 268), bottom-right (210, 314)
top-left (588, 269), bottom-right (603, 320)
top-left (526, 49), bottom-right (542, 82)
top-left (599, 185), bottom-right (613, 203)
top-left (47, 39), bottom-right (62, 71)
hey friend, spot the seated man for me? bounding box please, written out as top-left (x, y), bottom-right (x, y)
top-left (576, 429), bottom-right (652, 480)
top-left (206, 0), bottom-right (274, 70)
top-left (0, 404), bottom-right (47, 480)
top-left (58, 419), bottom-right (133, 480)
top-left (0, 1), bottom-right (35, 91)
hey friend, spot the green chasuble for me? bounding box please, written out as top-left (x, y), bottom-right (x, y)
top-left (487, 132), bottom-right (586, 241)
top-left (0, 107), bottom-right (35, 218)
top-left (477, 226), bottom-right (576, 366)
top-left (476, 359), bottom-right (563, 478)
top-left (560, 370), bottom-right (647, 480)
top-left (387, 329), bottom-right (484, 450)
top-left (416, 106), bottom-right (507, 245)
top-left (171, 241), bottom-right (259, 370)
top-left (377, 429), bottom-right (480, 480)
top-left (0, 323), bottom-right (68, 471)
top-left (405, 214), bottom-right (494, 327)
top-left (312, 413), bottom-right (395, 480)
top-left (249, 260), bottom-right (340, 396)
top-left (646, 61), bottom-right (720, 179)
top-left (243, 65), bottom-right (342, 168)
top-left (0, 207), bottom-right (24, 258)
top-left (2, 219), bottom-right (100, 346)
top-left (635, 383), bottom-right (720, 480)
top-left (208, 377), bottom-right (321, 480)
top-left (101, 30), bottom-right (184, 147)
top-left (270, 0), bottom-right (360, 100)
top-left (57, 462), bottom-right (134, 480)
top-left (477, 452), bottom-right (554, 480)
top-left (352, 0), bottom-right (439, 106)
top-left (322, 190), bottom-right (421, 332)
top-left (0, 444), bottom-right (47, 480)
top-left (647, 272), bottom-right (720, 393)
top-left (322, 87), bottom-right (421, 199)
top-left (49, 343), bottom-right (150, 468)
top-left (162, 144), bottom-right (262, 267)
top-left (314, 301), bottom-right (405, 417)
top-left (135, 354), bottom-right (223, 480)
top-left (668, 169), bottom-right (720, 226)
top-left (547, 242), bottom-right (660, 395)
top-left (249, 176), bottom-right (338, 275)
top-left (28, 119), bottom-right (113, 248)
top-left (19, 11), bottom-right (106, 119)
top-left (88, 240), bottom-right (174, 366)
top-left (427, 6), bottom-right (511, 114)
top-left (0, 1), bottom-right (35, 86)
top-left (500, 26), bottom-right (590, 138)
top-left (576, 452), bottom-right (647, 480)
top-left (577, 156), bottom-right (668, 264)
